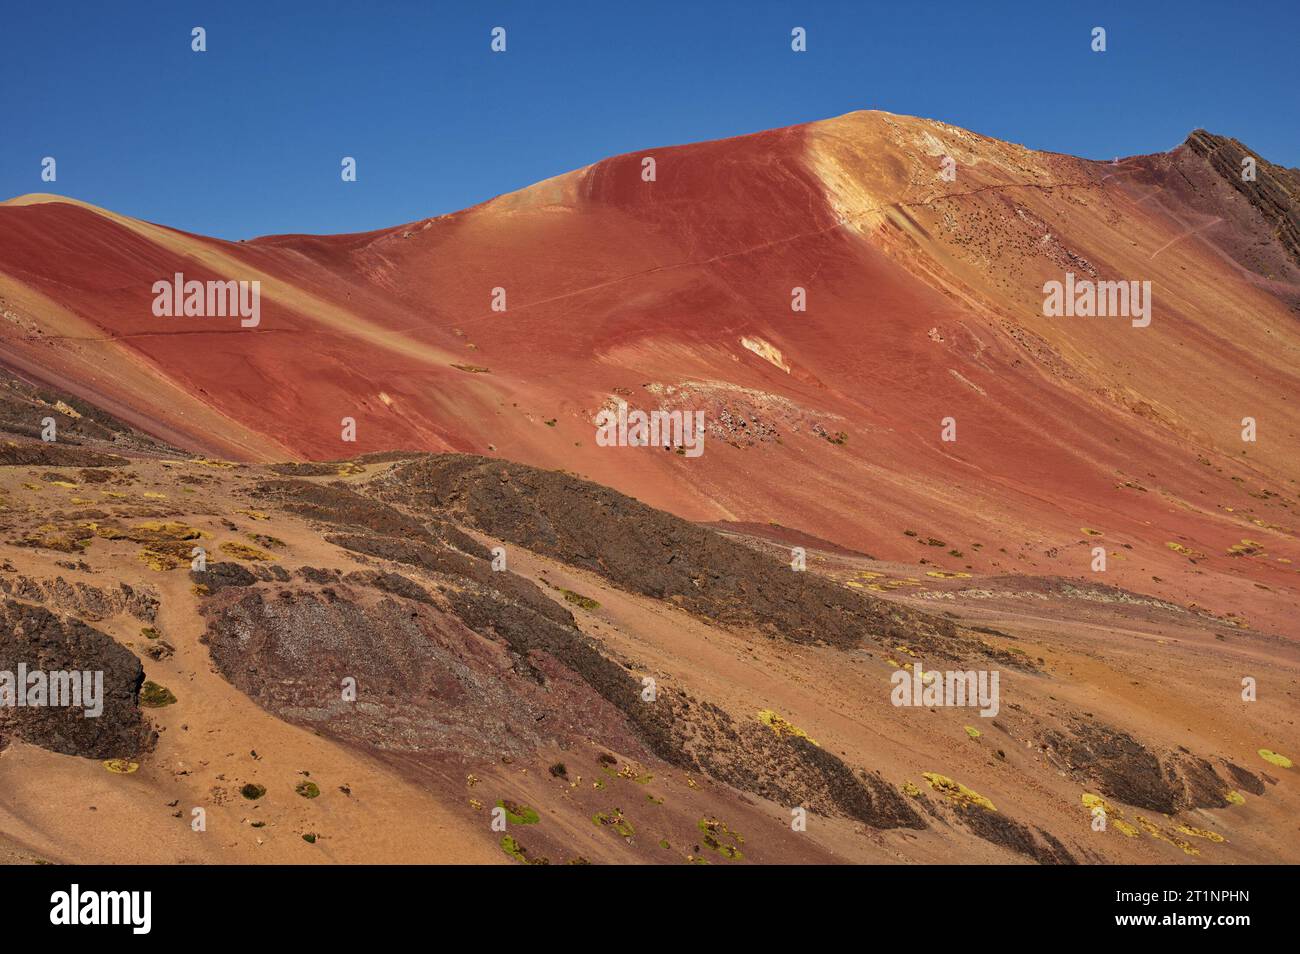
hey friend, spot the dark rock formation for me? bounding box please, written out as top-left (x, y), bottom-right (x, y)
top-left (0, 598), bottom-right (152, 759)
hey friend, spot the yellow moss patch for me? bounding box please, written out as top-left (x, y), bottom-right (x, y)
top-left (1176, 825), bottom-right (1225, 843)
top-left (236, 509), bottom-right (270, 521)
top-left (1258, 749), bottom-right (1293, 768)
top-left (1081, 528), bottom-right (1103, 536)
top-left (138, 522), bottom-right (198, 538)
top-left (963, 725), bottom-right (982, 740)
top-left (757, 710), bottom-right (818, 746)
top-left (98, 521), bottom-right (203, 571)
top-left (1224, 790), bottom-right (1246, 806)
top-left (48, 480), bottom-right (78, 489)
top-left (220, 542), bottom-right (276, 562)
top-left (1250, 517), bottom-right (1285, 531)
top-left (1083, 792), bottom-right (1140, 836)
top-left (925, 570), bottom-right (972, 579)
top-left (902, 781), bottom-right (922, 797)
top-left (16, 524), bottom-right (94, 552)
top-left (1165, 541), bottom-right (1205, 558)
top-left (142, 492), bottom-right (167, 500)
top-left (1082, 793), bottom-right (1110, 813)
top-left (103, 759), bottom-right (139, 774)
top-left (1136, 816), bottom-right (1200, 856)
top-left (922, 772), bottom-right (995, 811)
top-left (138, 549), bottom-right (177, 571)
top-left (95, 521), bottom-right (204, 543)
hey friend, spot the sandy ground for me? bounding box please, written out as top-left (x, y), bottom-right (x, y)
top-left (0, 451), bottom-right (1295, 864)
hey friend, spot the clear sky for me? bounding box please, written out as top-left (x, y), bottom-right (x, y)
top-left (3, 0), bottom-right (1296, 240)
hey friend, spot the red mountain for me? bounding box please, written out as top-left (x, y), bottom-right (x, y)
top-left (2, 111), bottom-right (1298, 636)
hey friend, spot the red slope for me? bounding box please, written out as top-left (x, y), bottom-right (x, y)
top-left (2, 111), bottom-right (1298, 636)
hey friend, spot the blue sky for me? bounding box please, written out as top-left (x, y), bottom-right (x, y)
top-left (3, 0), bottom-right (1296, 240)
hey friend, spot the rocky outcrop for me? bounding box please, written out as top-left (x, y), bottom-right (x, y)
top-left (0, 598), bottom-right (152, 759)
top-left (1184, 129), bottom-right (1300, 266)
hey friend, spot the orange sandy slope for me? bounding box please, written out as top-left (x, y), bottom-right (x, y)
top-left (1, 111), bottom-right (1297, 636)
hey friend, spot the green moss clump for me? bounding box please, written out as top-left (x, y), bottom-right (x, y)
top-left (296, 781), bottom-right (321, 799)
top-left (697, 817), bottom-right (744, 860)
top-left (139, 681), bottom-right (176, 707)
top-left (302, 833), bottom-right (317, 844)
top-left (561, 589), bottom-right (600, 610)
top-left (593, 808), bottom-right (634, 839)
top-left (500, 835), bottom-right (526, 862)
top-left (241, 783), bottom-right (267, 800)
top-left (497, 799), bottom-right (540, 825)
